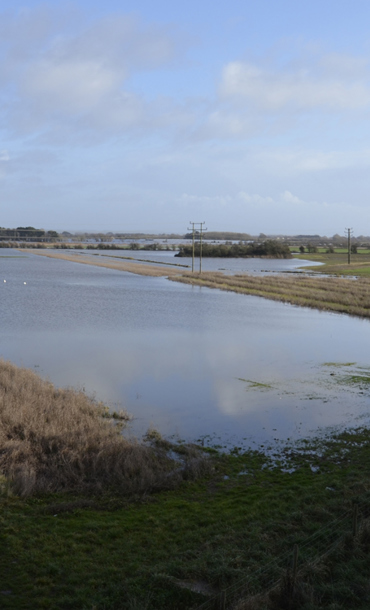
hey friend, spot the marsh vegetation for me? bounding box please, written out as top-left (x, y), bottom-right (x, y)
top-left (172, 271), bottom-right (370, 319)
top-left (0, 360), bottom-right (208, 497)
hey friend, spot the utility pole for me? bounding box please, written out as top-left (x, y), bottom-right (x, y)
top-left (345, 228), bottom-right (353, 265)
top-left (199, 222), bottom-right (206, 274)
top-left (187, 222), bottom-right (207, 273)
top-left (187, 222), bottom-right (196, 273)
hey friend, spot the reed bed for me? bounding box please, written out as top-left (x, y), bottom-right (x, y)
top-left (0, 360), bottom-right (185, 496)
top-left (172, 272), bottom-right (370, 319)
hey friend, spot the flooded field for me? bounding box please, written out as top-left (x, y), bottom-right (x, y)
top-left (0, 249), bottom-right (369, 449)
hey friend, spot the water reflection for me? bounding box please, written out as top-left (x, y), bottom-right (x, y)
top-left (0, 250), bottom-right (369, 448)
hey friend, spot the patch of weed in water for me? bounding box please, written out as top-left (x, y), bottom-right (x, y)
top-left (237, 378), bottom-right (275, 390)
top-left (323, 361), bottom-right (356, 367)
top-left (301, 393), bottom-right (329, 401)
top-left (339, 374), bottom-right (370, 386)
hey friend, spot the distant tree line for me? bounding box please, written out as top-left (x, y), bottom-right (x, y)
top-left (175, 240), bottom-right (292, 258)
top-left (0, 227), bottom-right (59, 242)
top-left (185, 231), bottom-right (252, 241)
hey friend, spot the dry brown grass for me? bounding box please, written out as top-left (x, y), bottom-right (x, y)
top-left (0, 360), bottom-right (182, 496)
top-left (172, 271), bottom-right (370, 319)
top-left (19, 249), bottom-right (181, 277)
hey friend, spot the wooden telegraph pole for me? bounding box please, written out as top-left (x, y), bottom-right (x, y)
top-left (187, 222), bottom-right (196, 272)
top-left (187, 222), bottom-right (207, 273)
top-left (199, 222), bottom-right (206, 274)
top-left (345, 228), bottom-right (353, 264)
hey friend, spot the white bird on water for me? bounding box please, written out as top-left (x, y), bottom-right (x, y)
top-left (24, 282), bottom-right (26, 285)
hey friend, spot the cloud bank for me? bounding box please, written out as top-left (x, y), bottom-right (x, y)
top-left (1, 5), bottom-right (370, 233)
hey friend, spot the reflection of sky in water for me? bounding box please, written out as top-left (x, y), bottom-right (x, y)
top-left (0, 250), bottom-right (369, 448)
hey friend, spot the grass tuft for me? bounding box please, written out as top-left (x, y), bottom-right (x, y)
top-left (0, 360), bottom-right (192, 497)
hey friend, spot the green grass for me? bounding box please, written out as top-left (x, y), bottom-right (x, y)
top-left (293, 251), bottom-right (370, 276)
top-left (3, 431), bottom-right (370, 609)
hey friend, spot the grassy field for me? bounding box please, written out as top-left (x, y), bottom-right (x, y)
top-left (293, 251), bottom-right (370, 276)
top-left (2, 362), bottom-right (370, 609)
top-left (171, 271), bottom-right (370, 319)
top-left (3, 422), bottom-right (370, 609)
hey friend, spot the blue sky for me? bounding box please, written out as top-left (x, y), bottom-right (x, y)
top-left (1, 0), bottom-right (370, 234)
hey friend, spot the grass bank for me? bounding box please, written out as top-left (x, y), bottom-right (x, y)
top-left (2, 363), bottom-right (370, 608)
top-left (171, 271), bottom-right (370, 319)
top-left (17, 249), bottom-right (181, 277)
top-left (293, 251), bottom-right (370, 277)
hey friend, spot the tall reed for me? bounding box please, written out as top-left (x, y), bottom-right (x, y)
top-left (0, 360), bottom-right (179, 496)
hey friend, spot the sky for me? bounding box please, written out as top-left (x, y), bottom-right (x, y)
top-left (1, 1), bottom-right (370, 234)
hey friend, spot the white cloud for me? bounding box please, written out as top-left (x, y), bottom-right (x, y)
top-left (237, 192), bottom-right (274, 205)
top-left (0, 9), bottom-right (188, 142)
top-left (23, 59), bottom-right (122, 114)
top-left (221, 58), bottom-right (370, 111)
top-left (318, 53), bottom-right (368, 79)
top-left (195, 110), bottom-right (258, 139)
top-left (281, 190), bottom-right (304, 204)
top-left (179, 193), bottom-right (232, 207)
top-left (252, 148), bottom-right (370, 174)
top-left (3, 9), bottom-right (370, 148)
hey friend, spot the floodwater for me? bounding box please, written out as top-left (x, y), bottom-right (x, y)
top-left (79, 248), bottom-right (320, 275)
top-left (0, 249), bottom-right (369, 449)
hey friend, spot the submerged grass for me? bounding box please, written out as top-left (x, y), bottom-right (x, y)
top-left (237, 378), bottom-right (275, 390)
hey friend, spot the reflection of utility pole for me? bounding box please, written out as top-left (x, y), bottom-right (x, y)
top-left (187, 222), bottom-right (207, 273)
top-left (345, 228), bottom-right (353, 264)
